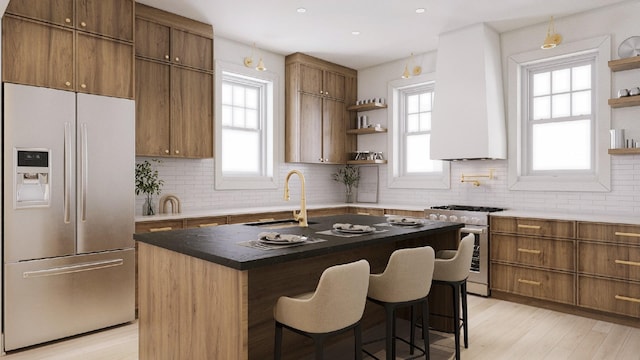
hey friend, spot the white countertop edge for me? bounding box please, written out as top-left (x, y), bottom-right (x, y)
top-left (491, 210), bottom-right (640, 226)
top-left (134, 203), bottom-right (428, 222)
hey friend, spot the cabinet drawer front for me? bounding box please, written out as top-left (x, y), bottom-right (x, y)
top-left (491, 217), bottom-right (575, 238)
top-left (578, 276), bottom-right (640, 318)
top-left (348, 207), bottom-right (385, 216)
top-left (491, 263), bottom-right (574, 304)
top-left (491, 234), bottom-right (575, 271)
top-left (577, 222), bottom-right (640, 245)
top-left (184, 216), bottom-right (228, 229)
top-left (135, 220), bottom-right (184, 233)
top-left (227, 211), bottom-right (292, 224)
top-left (579, 242), bottom-right (640, 281)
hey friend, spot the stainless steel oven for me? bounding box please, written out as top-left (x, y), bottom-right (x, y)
top-left (424, 205), bottom-right (504, 296)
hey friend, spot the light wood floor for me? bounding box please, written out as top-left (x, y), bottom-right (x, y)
top-left (3, 295), bottom-right (639, 359)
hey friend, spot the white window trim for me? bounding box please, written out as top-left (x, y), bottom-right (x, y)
top-left (507, 36), bottom-right (611, 192)
top-left (387, 73), bottom-right (450, 189)
top-left (214, 60), bottom-right (278, 190)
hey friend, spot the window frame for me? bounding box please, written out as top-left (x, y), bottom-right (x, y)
top-left (387, 73), bottom-right (450, 189)
top-left (507, 36), bottom-right (611, 192)
top-left (214, 60), bottom-right (278, 190)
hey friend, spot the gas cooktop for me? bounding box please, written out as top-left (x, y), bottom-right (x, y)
top-left (430, 205), bottom-right (505, 213)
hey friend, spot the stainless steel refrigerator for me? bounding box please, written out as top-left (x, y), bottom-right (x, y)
top-left (2, 83), bottom-right (135, 351)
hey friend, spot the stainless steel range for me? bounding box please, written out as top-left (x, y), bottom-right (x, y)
top-left (424, 205), bottom-right (504, 296)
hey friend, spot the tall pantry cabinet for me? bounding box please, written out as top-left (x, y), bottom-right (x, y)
top-left (134, 3), bottom-right (214, 158)
top-left (285, 53), bottom-right (357, 164)
top-left (2, 0), bottom-right (134, 99)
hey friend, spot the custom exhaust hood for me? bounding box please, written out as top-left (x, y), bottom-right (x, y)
top-left (431, 23), bottom-right (506, 161)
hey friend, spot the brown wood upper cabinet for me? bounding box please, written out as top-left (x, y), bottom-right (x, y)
top-left (285, 53), bottom-right (356, 164)
top-left (134, 3), bottom-right (214, 158)
top-left (5, 0), bottom-right (133, 41)
top-left (3, 0), bottom-right (133, 98)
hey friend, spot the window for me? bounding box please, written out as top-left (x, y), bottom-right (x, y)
top-left (507, 36), bottom-right (611, 191)
top-left (526, 59), bottom-right (594, 173)
top-left (388, 74), bottom-right (450, 189)
top-left (214, 61), bottom-right (277, 189)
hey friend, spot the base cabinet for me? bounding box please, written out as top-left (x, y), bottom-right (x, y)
top-left (491, 215), bottom-right (640, 325)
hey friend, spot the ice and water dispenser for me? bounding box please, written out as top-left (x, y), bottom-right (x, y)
top-left (14, 149), bottom-right (51, 208)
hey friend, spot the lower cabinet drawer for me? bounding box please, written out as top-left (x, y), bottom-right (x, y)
top-left (491, 234), bottom-right (574, 271)
top-left (491, 263), bottom-right (575, 304)
top-left (579, 242), bottom-right (640, 282)
top-left (578, 276), bottom-right (640, 318)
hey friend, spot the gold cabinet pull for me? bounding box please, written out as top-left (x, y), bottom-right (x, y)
top-left (518, 224), bottom-right (541, 230)
top-left (517, 248), bottom-right (541, 255)
top-left (149, 227), bottom-right (172, 232)
top-left (258, 218), bottom-right (275, 222)
top-left (615, 231), bottom-right (640, 238)
top-left (164, 55), bottom-right (170, 60)
top-left (80, 84), bottom-right (87, 89)
top-left (517, 278), bottom-right (541, 286)
top-left (65, 81), bottom-right (71, 87)
top-left (65, 18), bottom-right (71, 24)
top-left (175, 150), bottom-right (180, 154)
top-left (164, 149), bottom-right (170, 154)
top-left (198, 223), bottom-right (218, 228)
top-left (357, 212), bottom-right (370, 215)
top-left (175, 57), bottom-right (180, 62)
top-left (614, 259), bottom-right (640, 267)
top-left (80, 21), bottom-right (87, 27)
top-left (615, 295), bottom-right (640, 304)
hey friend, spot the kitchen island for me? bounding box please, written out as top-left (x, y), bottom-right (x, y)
top-left (135, 214), bottom-right (463, 360)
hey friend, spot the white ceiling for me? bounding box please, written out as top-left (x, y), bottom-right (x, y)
top-left (137, 0), bottom-right (629, 70)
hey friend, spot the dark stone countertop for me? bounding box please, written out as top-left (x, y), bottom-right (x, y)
top-left (134, 214), bottom-right (464, 271)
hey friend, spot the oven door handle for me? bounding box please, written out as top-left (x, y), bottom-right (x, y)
top-left (460, 227), bottom-right (485, 235)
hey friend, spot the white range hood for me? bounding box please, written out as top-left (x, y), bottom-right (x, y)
top-left (431, 23), bottom-right (506, 160)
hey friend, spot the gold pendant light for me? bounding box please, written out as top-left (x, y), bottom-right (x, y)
top-left (541, 16), bottom-right (562, 49)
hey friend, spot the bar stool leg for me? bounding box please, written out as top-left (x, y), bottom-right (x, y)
top-left (355, 323), bottom-right (363, 360)
top-left (314, 334), bottom-right (325, 360)
top-left (384, 304), bottom-right (395, 360)
top-left (462, 281), bottom-right (469, 348)
top-left (410, 305), bottom-right (416, 355)
top-left (422, 300), bottom-right (430, 360)
top-left (452, 283), bottom-right (461, 360)
top-left (274, 323), bottom-right (283, 360)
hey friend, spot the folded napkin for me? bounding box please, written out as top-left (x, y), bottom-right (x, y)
top-left (332, 223), bottom-right (376, 232)
top-left (258, 232), bottom-right (305, 242)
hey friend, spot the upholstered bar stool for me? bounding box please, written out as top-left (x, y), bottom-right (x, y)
top-left (273, 259), bottom-right (370, 360)
top-left (432, 233), bottom-right (475, 360)
top-left (366, 246), bottom-right (435, 360)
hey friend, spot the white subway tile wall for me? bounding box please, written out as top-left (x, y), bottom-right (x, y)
top-left (136, 156), bottom-right (640, 216)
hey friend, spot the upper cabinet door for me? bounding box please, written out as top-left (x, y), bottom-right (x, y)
top-left (170, 28), bottom-right (213, 71)
top-left (5, 0), bottom-right (74, 27)
top-left (76, 33), bottom-right (134, 98)
top-left (135, 18), bottom-right (170, 61)
top-left (2, 16), bottom-right (74, 91)
top-left (76, 0), bottom-right (134, 41)
top-left (299, 64), bottom-right (323, 96)
top-left (323, 71), bottom-right (345, 102)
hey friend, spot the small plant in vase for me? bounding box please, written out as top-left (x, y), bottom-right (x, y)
top-left (135, 159), bottom-right (164, 216)
top-left (333, 165), bottom-right (360, 203)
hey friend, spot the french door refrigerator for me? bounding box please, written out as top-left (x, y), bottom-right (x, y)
top-left (2, 83), bottom-right (135, 351)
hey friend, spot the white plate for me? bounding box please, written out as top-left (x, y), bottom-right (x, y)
top-left (258, 236), bottom-right (307, 245)
top-left (333, 227), bottom-right (375, 234)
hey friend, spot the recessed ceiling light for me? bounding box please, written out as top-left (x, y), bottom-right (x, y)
top-left (415, 8), bottom-right (426, 14)
top-left (352, 31), bottom-right (360, 35)
top-left (297, 7), bottom-right (306, 13)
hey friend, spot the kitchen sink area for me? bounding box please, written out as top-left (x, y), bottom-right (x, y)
top-left (244, 219), bottom-right (318, 229)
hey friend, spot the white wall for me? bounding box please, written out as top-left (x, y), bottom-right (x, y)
top-left (356, 1), bottom-right (640, 215)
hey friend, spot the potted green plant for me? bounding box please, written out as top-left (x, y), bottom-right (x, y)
top-left (135, 159), bottom-right (164, 216)
top-left (332, 165), bottom-right (360, 203)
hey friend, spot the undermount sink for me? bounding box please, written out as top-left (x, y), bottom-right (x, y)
top-left (244, 219), bottom-right (317, 229)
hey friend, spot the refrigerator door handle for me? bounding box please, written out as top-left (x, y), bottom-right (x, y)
top-left (22, 259), bottom-right (124, 279)
top-left (80, 123), bottom-right (88, 222)
top-left (64, 122), bottom-right (72, 224)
